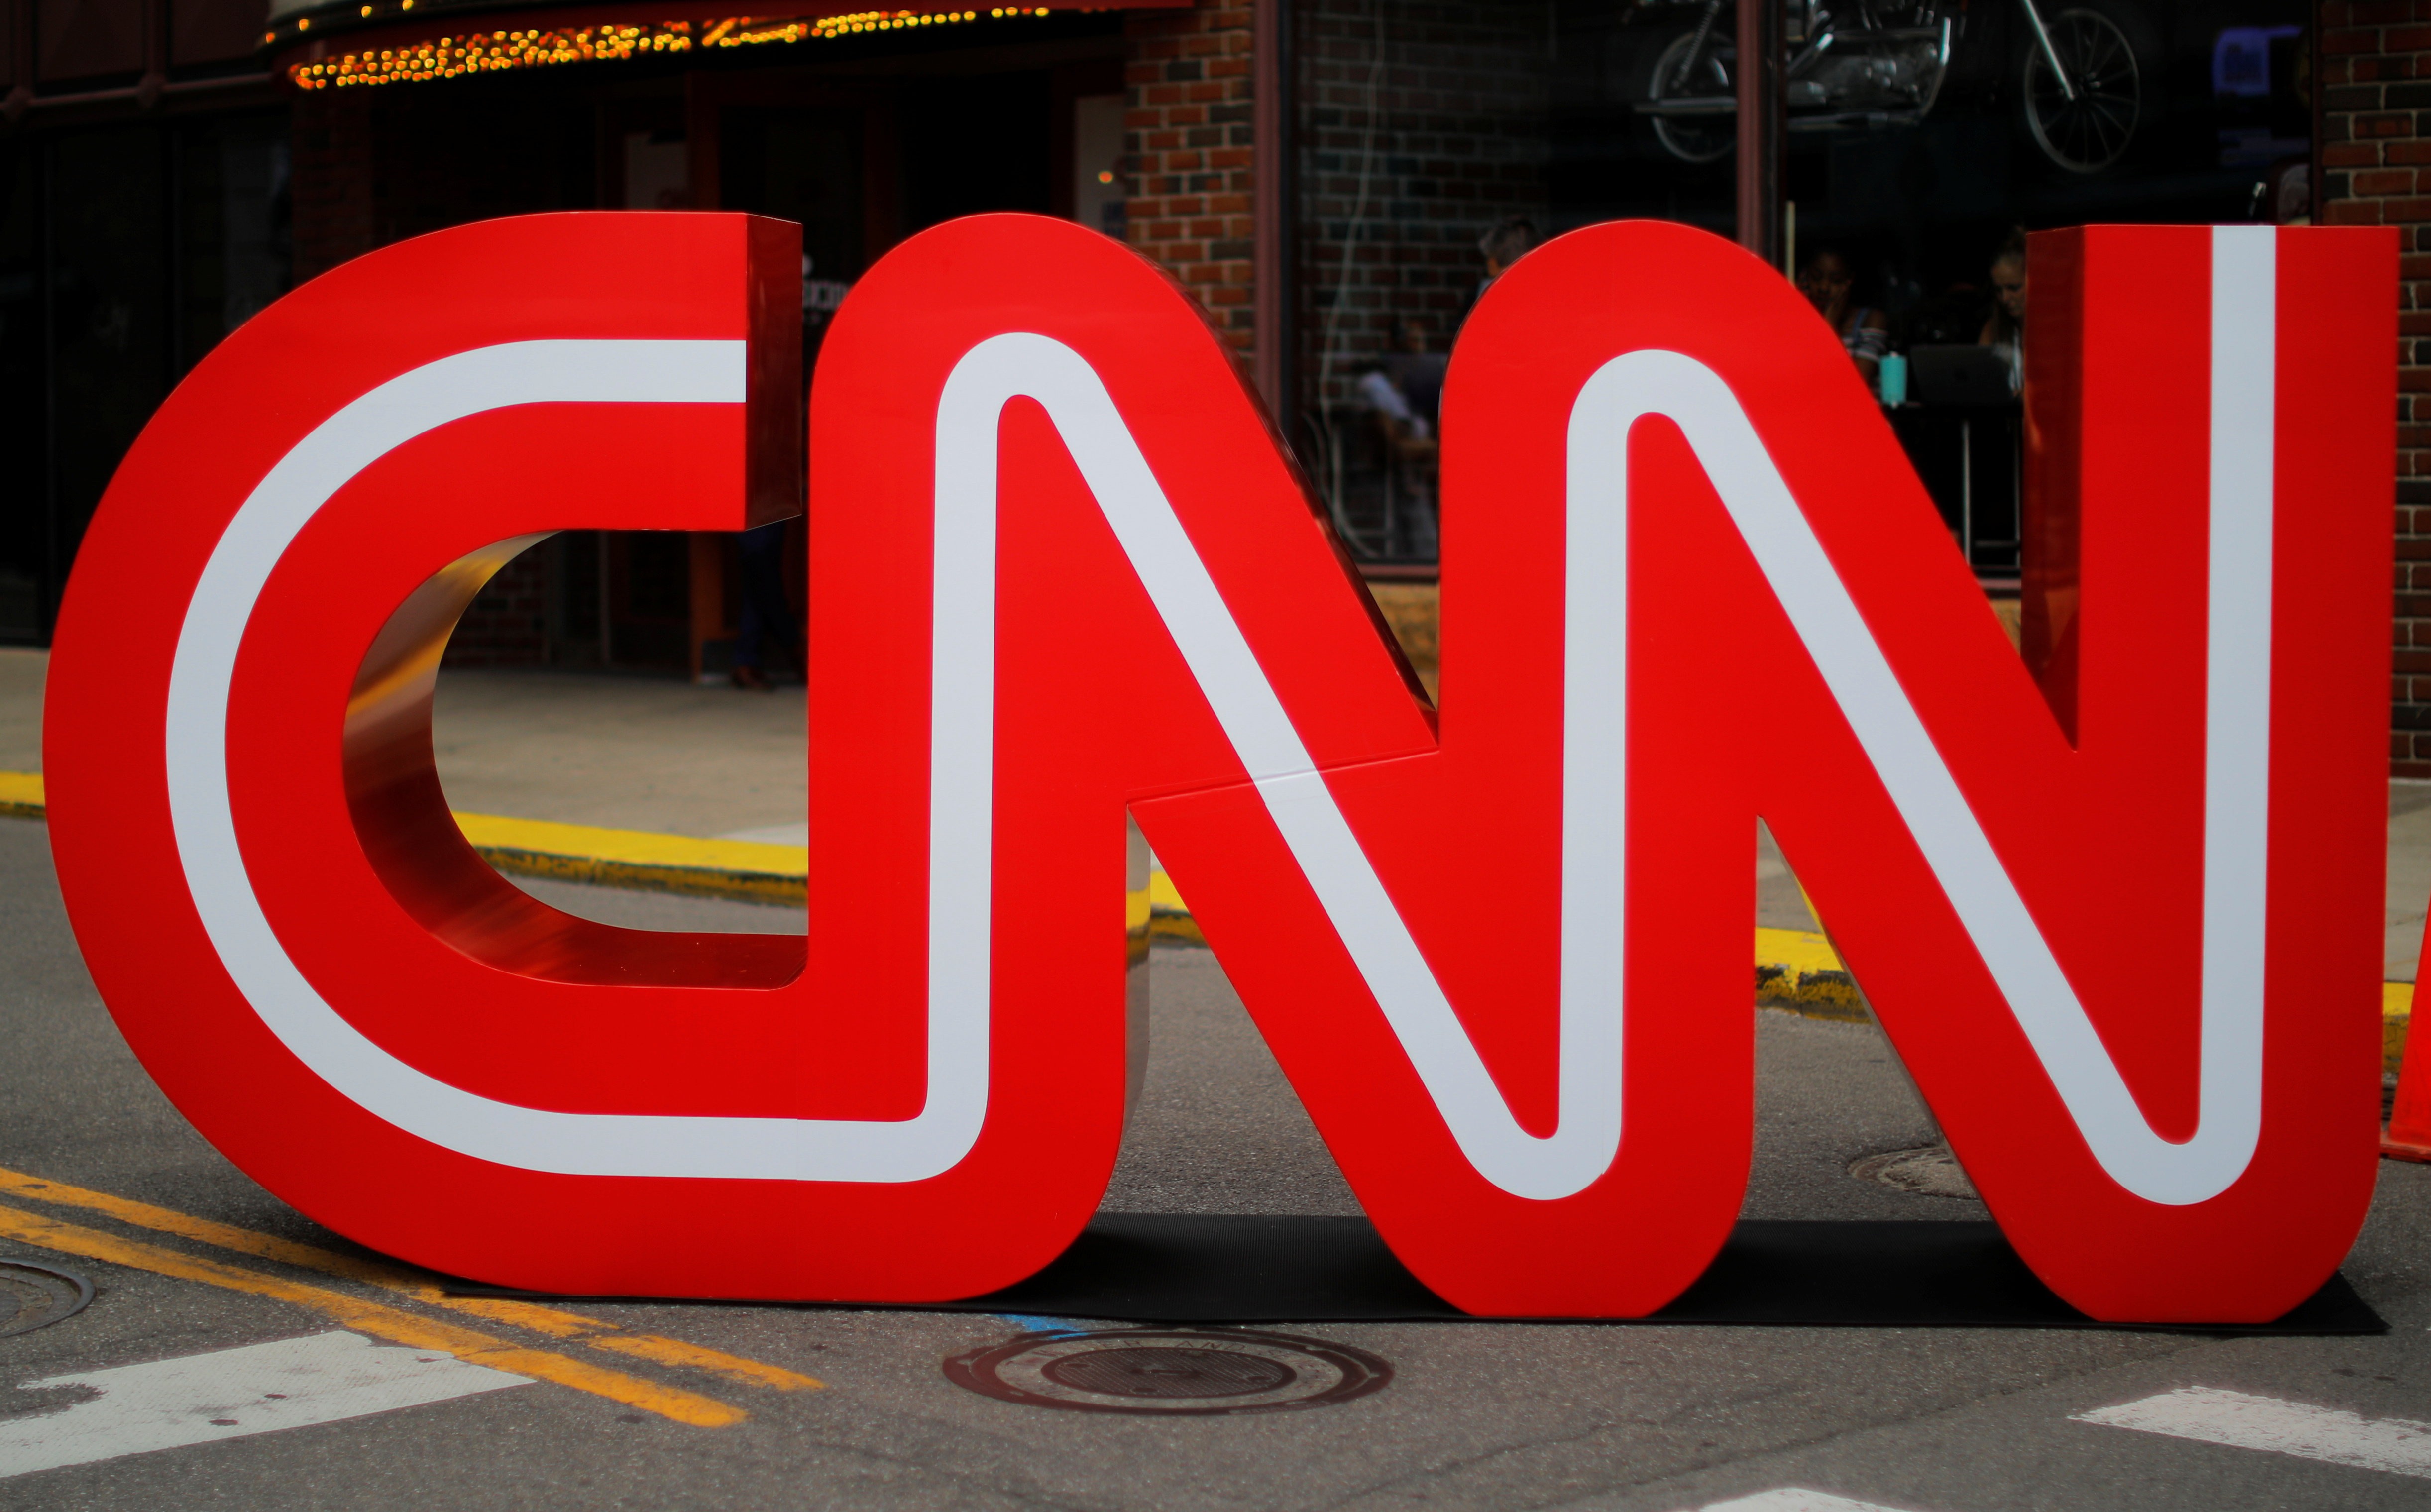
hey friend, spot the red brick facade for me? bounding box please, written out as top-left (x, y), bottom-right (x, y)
top-left (1121, 0), bottom-right (1259, 354)
top-left (2319, 1), bottom-right (2431, 774)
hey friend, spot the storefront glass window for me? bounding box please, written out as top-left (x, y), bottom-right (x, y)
top-left (0, 145), bottom-right (42, 643)
top-left (51, 128), bottom-right (169, 601)
top-left (0, 111), bottom-right (291, 644)
top-left (1295, 0), bottom-right (2316, 570)
top-left (723, 109), bottom-right (868, 285)
top-left (179, 115), bottom-right (295, 371)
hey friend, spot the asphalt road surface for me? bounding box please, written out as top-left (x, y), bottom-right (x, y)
top-left (2, 818), bottom-right (2427, 1511)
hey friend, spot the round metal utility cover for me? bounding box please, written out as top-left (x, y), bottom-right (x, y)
top-left (945, 1327), bottom-right (1390, 1416)
top-left (0, 1260), bottom-right (95, 1339)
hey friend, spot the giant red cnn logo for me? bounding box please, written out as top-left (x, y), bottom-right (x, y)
top-left (44, 213), bottom-right (2392, 1323)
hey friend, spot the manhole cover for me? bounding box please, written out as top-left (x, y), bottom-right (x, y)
top-left (0, 1260), bottom-right (94, 1339)
top-left (946, 1327), bottom-right (1390, 1415)
top-left (1850, 1143), bottom-right (1980, 1200)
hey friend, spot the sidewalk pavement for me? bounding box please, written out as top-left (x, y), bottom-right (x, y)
top-left (0, 649), bottom-right (2417, 1061)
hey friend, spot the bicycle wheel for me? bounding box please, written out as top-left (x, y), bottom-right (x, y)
top-left (1649, 29), bottom-right (1735, 165)
top-left (2021, 7), bottom-right (2140, 173)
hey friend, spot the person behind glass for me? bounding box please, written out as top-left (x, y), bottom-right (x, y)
top-left (1352, 332), bottom-right (1439, 561)
top-left (1382, 314), bottom-right (1446, 432)
top-left (728, 520), bottom-right (799, 692)
top-left (1461, 216), bottom-right (1539, 328)
top-left (1794, 247), bottom-right (1891, 391)
top-left (1978, 228), bottom-right (2027, 395)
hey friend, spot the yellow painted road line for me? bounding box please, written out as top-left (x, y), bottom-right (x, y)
top-left (0, 1167), bottom-right (818, 1395)
top-left (0, 769), bottom-right (41, 818)
top-left (0, 1202), bottom-right (747, 1427)
top-left (574, 1329), bottom-right (820, 1392)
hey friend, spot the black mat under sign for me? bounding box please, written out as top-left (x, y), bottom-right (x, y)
top-left (947, 1214), bottom-right (2383, 1334)
top-left (452, 1213), bottom-right (2384, 1334)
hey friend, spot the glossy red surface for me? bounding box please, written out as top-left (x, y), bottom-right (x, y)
top-left (44, 211), bottom-right (2396, 1320)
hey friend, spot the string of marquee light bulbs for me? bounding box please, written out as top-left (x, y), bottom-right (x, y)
top-left (280, 7), bottom-right (1073, 90)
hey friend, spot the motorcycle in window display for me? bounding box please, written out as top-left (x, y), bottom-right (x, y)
top-left (1631, 0), bottom-right (2148, 175)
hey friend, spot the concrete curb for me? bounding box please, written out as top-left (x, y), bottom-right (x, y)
top-left (0, 771), bottom-right (2406, 1065)
top-left (2386, 982), bottom-right (2416, 1078)
top-left (451, 813), bottom-right (809, 906)
top-left (0, 771), bottom-right (43, 821)
top-left (1145, 872), bottom-right (1203, 945)
top-left (1753, 927), bottom-right (1871, 1023)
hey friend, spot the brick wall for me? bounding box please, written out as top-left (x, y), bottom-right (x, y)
top-left (445, 551), bottom-right (551, 668)
top-left (1122, 0), bottom-right (1259, 355)
top-left (1295, 0), bottom-right (1548, 412)
top-left (292, 90), bottom-right (379, 283)
top-left (2320, 1), bottom-right (2431, 774)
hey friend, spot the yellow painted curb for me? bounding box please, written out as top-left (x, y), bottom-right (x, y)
top-left (0, 771), bottom-right (812, 906)
top-left (0, 769), bottom-right (2412, 1064)
top-left (1147, 869), bottom-right (1204, 945)
top-left (0, 769), bottom-right (44, 819)
top-left (450, 813), bottom-right (809, 905)
top-left (1756, 931), bottom-right (2416, 1070)
top-left (1754, 926), bottom-right (1870, 1023)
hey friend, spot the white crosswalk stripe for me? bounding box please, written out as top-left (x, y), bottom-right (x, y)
top-left (1691, 1491), bottom-right (1922, 1512)
top-left (1, 1330), bottom-right (529, 1479)
top-left (2074, 1386), bottom-right (2431, 1480)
